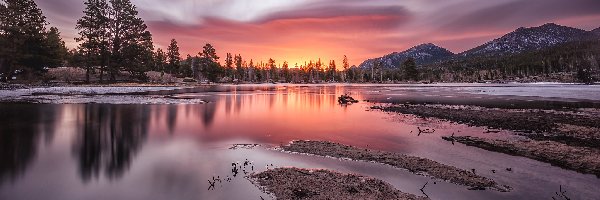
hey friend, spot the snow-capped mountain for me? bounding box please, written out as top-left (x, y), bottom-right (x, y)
top-left (358, 43), bottom-right (454, 69)
top-left (460, 23), bottom-right (588, 57)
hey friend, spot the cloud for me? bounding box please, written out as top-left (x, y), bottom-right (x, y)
top-left (37, 0), bottom-right (600, 65)
top-left (436, 0), bottom-right (600, 33)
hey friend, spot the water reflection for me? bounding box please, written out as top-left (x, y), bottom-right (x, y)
top-left (72, 104), bottom-right (150, 181)
top-left (2, 85), bottom-right (600, 200)
top-left (0, 104), bottom-right (58, 184)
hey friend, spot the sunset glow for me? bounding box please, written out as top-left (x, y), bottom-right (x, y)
top-left (39, 0), bottom-right (600, 65)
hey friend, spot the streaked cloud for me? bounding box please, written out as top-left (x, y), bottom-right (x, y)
top-left (37, 0), bottom-right (600, 65)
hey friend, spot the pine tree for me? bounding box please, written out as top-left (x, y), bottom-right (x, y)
top-left (248, 59), bottom-right (254, 82)
top-left (166, 39), bottom-right (180, 75)
top-left (198, 43), bottom-right (220, 82)
top-left (234, 54), bottom-right (243, 80)
top-left (342, 55), bottom-right (349, 82)
top-left (402, 58), bottom-right (419, 81)
top-left (76, 0), bottom-right (110, 82)
top-left (0, 0), bottom-right (54, 78)
top-left (328, 60), bottom-right (336, 82)
top-left (282, 61), bottom-right (290, 82)
top-left (44, 27), bottom-right (68, 68)
top-left (154, 48), bottom-right (167, 74)
top-left (268, 58), bottom-right (276, 81)
top-left (109, 0), bottom-right (152, 81)
top-left (225, 53), bottom-right (233, 78)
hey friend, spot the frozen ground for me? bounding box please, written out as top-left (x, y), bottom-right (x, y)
top-left (0, 86), bottom-right (207, 104)
top-left (454, 83), bottom-right (600, 101)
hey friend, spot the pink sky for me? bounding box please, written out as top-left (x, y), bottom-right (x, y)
top-left (38, 0), bottom-right (600, 66)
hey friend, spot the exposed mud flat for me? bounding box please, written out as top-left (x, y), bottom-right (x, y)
top-left (442, 136), bottom-right (600, 177)
top-left (374, 104), bottom-right (600, 148)
top-left (279, 140), bottom-right (510, 191)
top-left (249, 168), bottom-right (428, 200)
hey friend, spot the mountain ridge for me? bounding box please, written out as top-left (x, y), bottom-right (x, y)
top-left (459, 23), bottom-right (589, 57)
top-left (358, 43), bottom-right (454, 69)
top-left (358, 23), bottom-right (597, 70)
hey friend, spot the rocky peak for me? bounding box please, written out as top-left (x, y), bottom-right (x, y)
top-left (461, 23), bottom-right (587, 57)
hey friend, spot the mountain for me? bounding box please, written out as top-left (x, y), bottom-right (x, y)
top-left (358, 43), bottom-right (454, 69)
top-left (459, 23), bottom-right (588, 57)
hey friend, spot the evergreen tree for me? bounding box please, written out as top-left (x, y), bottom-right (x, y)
top-left (342, 55), bottom-right (349, 82)
top-left (154, 48), bottom-right (167, 74)
top-left (282, 61), bottom-right (290, 82)
top-left (402, 58), bottom-right (419, 81)
top-left (225, 53), bottom-right (233, 78)
top-left (181, 54), bottom-right (193, 77)
top-left (108, 0), bottom-right (152, 81)
top-left (198, 43), bottom-right (220, 82)
top-left (315, 58), bottom-right (323, 81)
top-left (328, 60), bottom-right (336, 82)
top-left (234, 54), bottom-right (243, 80)
top-left (268, 58), bottom-right (276, 81)
top-left (166, 39), bottom-right (180, 75)
top-left (0, 0), bottom-right (55, 78)
top-left (76, 0), bottom-right (110, 82)
top-left (44, 27), bottom-right (68, 68)
top-left (122, 30), bottom-right (154, 81)
top-left (248, 59), bottom-right (255, 82)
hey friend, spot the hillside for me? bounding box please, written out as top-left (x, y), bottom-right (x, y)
top-left (358, 43), bottom-right (454, 69)
top-left (459, 23), bottom-right (589, 57)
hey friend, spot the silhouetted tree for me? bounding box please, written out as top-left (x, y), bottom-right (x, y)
top-left (268, 58), bottom-right (276, 81)
top-left (342, 55), bottom-right (349, 82)
top-left (108, 0), bottom-right (153, 81)
top-left (282, 61), bottom-right (290, 82)
top-left (328, 60), bottom-right (336, 81)
top-left (154, 48), bottom-right (167, 74)
top-left (234, 54), bottom-right (243, 80)
top-left (224, 53), bottom-right (233, 79)
top-left (0, 0), bottom-right (65, 79)
top-left (76, 0), bottom-right (110, 82)
top-left (198, 43), bottom-right (220, 82)
top-left (166, 39), bottom-right (180, 75)
top-left (402, 58), bottom-right (419, 81)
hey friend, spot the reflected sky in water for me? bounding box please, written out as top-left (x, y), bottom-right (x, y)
top-left (1, 85), bottom-right (600, 200)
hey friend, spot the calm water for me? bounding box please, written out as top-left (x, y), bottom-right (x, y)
top-left (1, 85), bottom-right (599, 200)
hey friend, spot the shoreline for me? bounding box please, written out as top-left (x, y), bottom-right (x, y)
top-left (1, 81), bottom-right (597, 89)
top-left (278, 140), bottom-right (510, 192)
top-left (249, 168), bottom-right (429, 200)
top-left (373, 103), bottom-right (600, 177)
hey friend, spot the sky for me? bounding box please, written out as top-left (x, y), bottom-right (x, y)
top-left (38, 0), bottom-right (600, 66)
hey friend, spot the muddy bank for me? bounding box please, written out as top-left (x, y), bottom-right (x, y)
top-left (442, 136), bottom-right (600, 177)
top-left (280, 140), bottom-right (509, 191)
top-left (249, 168), bottom-right (428, 200)
top-left (375, 104), bottom-right (600, 148)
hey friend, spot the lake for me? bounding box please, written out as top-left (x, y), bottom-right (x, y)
top-left (1, 84), bottom-right (600, 200)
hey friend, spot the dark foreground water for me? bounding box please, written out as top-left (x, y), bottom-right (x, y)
top-left (1, 84), bottom-right (600, 200)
